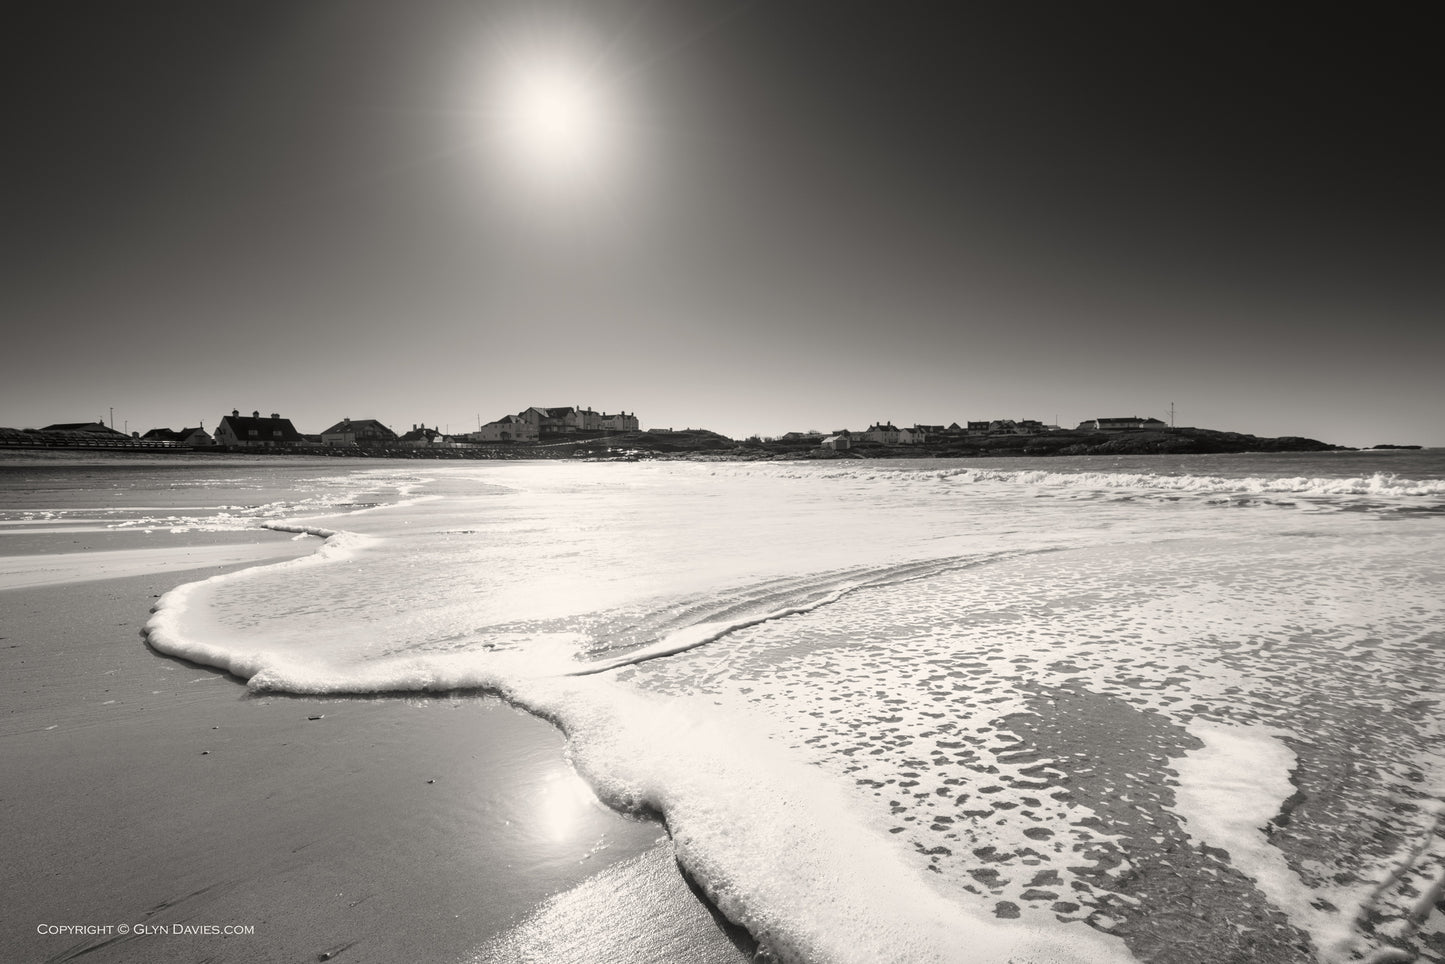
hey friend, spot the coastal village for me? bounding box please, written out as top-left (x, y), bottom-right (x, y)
top-left (0, 406), bottom-right (638, 452)
top-left (0, 407), bottom-right (1353, 456)
top-left (0, 406), bottom-right (1179, 454)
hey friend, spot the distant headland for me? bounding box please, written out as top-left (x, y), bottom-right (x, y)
top-left (727, 424), bottom-right (1352, 460)
top-left (0, 405), bottom-right (1391, 460)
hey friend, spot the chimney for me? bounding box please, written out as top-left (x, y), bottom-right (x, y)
top-left (232, 409), bottom-right (240, 417)
top-left (270, 413), bottom-right (279, 419)
top-left (252, 411), bottom-right (260, 418)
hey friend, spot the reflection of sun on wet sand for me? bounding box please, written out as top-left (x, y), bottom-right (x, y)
top-left (0, 466), bottom-right (750, 964)
top-left (2, 557), bottom-right (742, 963)
top-left (471, 845), bottom-right (755, 963)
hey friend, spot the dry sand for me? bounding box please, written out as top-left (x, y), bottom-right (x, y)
top-left (1, 533), bottom-right (751, 963)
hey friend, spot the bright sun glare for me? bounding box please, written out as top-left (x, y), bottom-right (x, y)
top-left (494, 51), bottom-right (621, 188)
top-left (513, 66), bottom-right (600, 154)
top-left (536, 767), bottom-right (601, 842)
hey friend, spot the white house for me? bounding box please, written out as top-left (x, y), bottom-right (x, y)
top-left (1078, 417), bottom-right (1170, 432)
top-left (470, 414), bottom-right (539, 443)
top-left (597, 414), bottom-right (632, 432)
top-left (863, 422), bottom-right (898, 444)
top-left (491, 406), bottom-right (639, 440)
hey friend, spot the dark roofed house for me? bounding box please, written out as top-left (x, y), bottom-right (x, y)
top-left (397, 424), bottom-right (445, 447)
top-left (20, 420), bottom-right (137, 449)
top-left (320, 418), bottom-right (397, 447)
top-left (540, 406), bottom-right (579, 436)
top-left (399, 425), bottom-right (470, 449)
top-left (517, 406), bottom-right (581, 437)
top-left (863, 422), bottom-right (902, 445)
top-left (42, 421), bottom-right (127, 436)
top-left (141, 426), bottom-right (213, 446)
top-left (214, 409), bottom-right (304, 447)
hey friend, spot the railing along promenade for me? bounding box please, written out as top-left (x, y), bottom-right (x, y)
top-left (0, 430), bottom-right (181, 450)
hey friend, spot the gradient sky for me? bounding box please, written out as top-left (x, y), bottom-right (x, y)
top-left (5, 2), bottom-right (1441, 446)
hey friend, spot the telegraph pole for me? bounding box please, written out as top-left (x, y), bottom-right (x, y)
top-left (1168, 402), bottom-right (1176, 429)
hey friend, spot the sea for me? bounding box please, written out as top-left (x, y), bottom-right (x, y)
top-left (7, 450), bottom-right (1445, 963)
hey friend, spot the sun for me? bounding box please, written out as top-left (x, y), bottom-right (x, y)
top-left (492, 48), bottom-right (623, 189)
top-left (511, 64), bottom-right (602, 158)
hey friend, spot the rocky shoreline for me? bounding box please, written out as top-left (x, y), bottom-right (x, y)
top-left (589, 426), bottom-right (1350, 461)
top-left (0, 426), bottom-right (1363, 462)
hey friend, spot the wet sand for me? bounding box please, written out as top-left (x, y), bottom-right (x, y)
top-left (0, 535), bottom-right (321, 590)
top-left (1, 531), bottom-right (750, 963)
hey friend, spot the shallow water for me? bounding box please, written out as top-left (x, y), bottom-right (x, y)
top-left (15, 451), bottom-right (1445, 963)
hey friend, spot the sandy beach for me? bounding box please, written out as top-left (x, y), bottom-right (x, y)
top-left (1, 513), bottom-right (751, 963)
top-left (11, 452), bottom-right (1441, 963)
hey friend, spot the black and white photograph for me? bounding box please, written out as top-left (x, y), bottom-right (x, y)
top-left (3, 3), bottom-right (1443, 963)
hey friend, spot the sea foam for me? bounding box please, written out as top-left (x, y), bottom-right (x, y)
top-left (1171, 723), bottom-right (1348, 956)
top-left (759, 463), bottom-right (1445, 503)
top-left (138, 458), bottom-right (1445, 964)
top-left (145, 537), bottom-right (1135, 963)
top-left (530, 675), bottom-right (1137, 964)
top-left (158, 597), bottom-right (1136, 962)
top-left (1171, 723), bottom-right (1445, 964)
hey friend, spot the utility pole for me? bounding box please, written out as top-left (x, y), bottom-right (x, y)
top-left (1168, 402), bottom-right (1176, 429)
